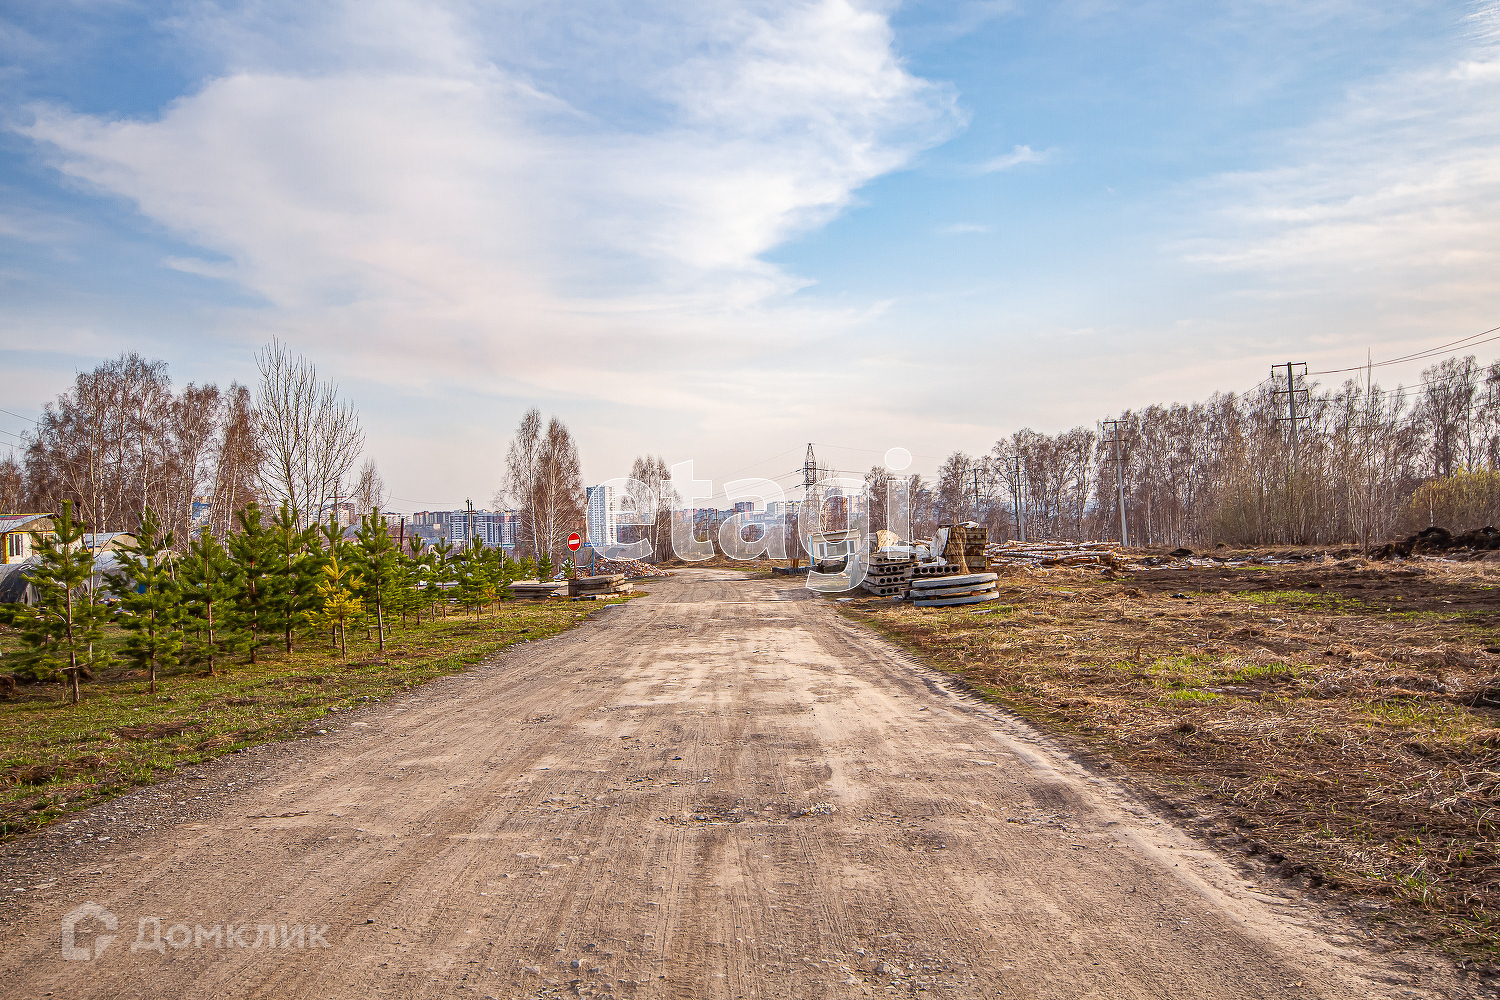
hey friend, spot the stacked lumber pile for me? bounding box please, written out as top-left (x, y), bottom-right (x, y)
top-left (911, 572), bottom-right (1000, 608)
top-left (862, 552), bottom-right (915, 597)
top-left (986, 541), bottom-right (1124, 570)
top-left (508, 579), bottom-right (565, 599)
top-left (941, 524), bottom-right (989, 572)
top-left (568, 574), bottom-right (633, 599)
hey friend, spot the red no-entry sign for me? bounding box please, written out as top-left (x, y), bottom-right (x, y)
top-left (567, 532), bottom-right (582, 551)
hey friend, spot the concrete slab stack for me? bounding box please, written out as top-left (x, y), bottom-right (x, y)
top-left (910, 572), bottom-right (1000, 607)
top-left (568, 574), bottom-right (633, 599)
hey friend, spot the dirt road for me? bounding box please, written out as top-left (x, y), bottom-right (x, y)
top-left (0, 570), bottom-right (1479, 998)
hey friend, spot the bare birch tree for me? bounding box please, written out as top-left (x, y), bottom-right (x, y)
top-left (0, 455), bottom-right (23, 511)
top-left (254, 340), bottom-right (363, 527)
top-left (160, 382), bottom-right (220, 543)
top-left (533, 417), bottom-right (585, 564)
top-left (936, 451), bottom-right (975, 524)
top-left (352, 458), bottom-right (386, 517)
top-left (503, 408), bottom-right (544, 556)
top-left (625, 454), bottom-right (678, 562)
top-left (209, 384), bottom-right (262, 538)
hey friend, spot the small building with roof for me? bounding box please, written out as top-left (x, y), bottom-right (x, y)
top-left (83, 532), bottom-right (138, 556)
top-left (0, 513), bottom-right (54, 564)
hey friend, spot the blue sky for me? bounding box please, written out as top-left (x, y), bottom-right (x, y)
top-left (3, 1), bottom-right (1498, 508)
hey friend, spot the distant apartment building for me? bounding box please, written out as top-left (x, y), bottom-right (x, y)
top-left (615, 506), bottom-right (648, 546)
top-left (319, 501), bottom-right (357, 527)
top-left (586, 485), bottom-right (620, 549)
top-left (410, 509), bottom-right (521, 549)
top-left (764, 500), bottom-right (800, 519)
top-left (409, 510), bottom-right (451, 532)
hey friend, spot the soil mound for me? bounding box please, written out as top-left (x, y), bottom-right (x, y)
top-left (1374, 524), bottom-right (1500, 563)
top-left (1373, 525), bottom-right (1500, 559)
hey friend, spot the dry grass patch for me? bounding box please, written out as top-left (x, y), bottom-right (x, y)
top-left (839, 563), bottom-right (1500, 960)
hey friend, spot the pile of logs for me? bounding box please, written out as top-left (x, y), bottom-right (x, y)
top-left (986, 541), bottom-right (1124, 570)
top-left (568, 574), bottom-right (634, 599)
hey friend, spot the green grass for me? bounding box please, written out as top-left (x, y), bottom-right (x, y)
top-left (1160, 689), bottom-right (1223, 703)
top-left (1234, 589), bottom-right (1373, 613)
top-left (1229, 662), bottom-right (1300, 683)
top-left (0, 597), bottom-right (628, 839)
top-left (1360, 697), bottom-right (1475, 736)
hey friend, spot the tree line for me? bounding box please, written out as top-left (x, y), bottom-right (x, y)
top-left (0, 343), bottom-right (364, 543)
top-left (0, 346), bottom-right (597, 563)
top-left (875, 354), bottom-right (1500, 548)
top-left (1, 500), bottom-right (559, 703)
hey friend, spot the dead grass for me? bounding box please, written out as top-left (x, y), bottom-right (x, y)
top-left (839, 562), bottom-right (1500, 960)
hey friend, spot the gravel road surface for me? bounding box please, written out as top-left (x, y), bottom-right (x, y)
top-left (0, 569), bottom-right (1480, 998)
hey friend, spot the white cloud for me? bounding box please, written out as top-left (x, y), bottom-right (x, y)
top-left (1182, 1), bottom-right (1500, 324)
top-left (977, 143), bottom-right (1052, 173)
top-left (16, 0), bottom-right (961, 408)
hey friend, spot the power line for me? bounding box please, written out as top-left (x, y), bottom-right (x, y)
top-left (0, 407), bottom-right (38, 426)
top-left (1308, 324), bottom-right (1500, 376)
top-left (811, 442), bottom-right (944, 462)
top-left (1232, 376), bottom-right (1275, 402)
top-left (703, 447), bottom-right (803, 484)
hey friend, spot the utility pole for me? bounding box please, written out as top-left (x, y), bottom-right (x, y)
top-left (1102, 420), bottom-right (1129, 547)
top-left (1012, 456), bottom-right (1027, 544)
top-left (1272, 362), bottom-right (1310, 542)
top-left (1363, 349), bottom-right (1374, 554)
top-left (1272, 362), bottom-right (1309, 481)
top-left (800, 443), bottom-right (817, 568)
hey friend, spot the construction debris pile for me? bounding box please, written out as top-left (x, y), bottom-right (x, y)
top-left (568, 574), bottom-right (634, 599)
top-left (862, 523), bottom-right (999, 605)
top-left (586, 556), bottom-right (660, 579)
